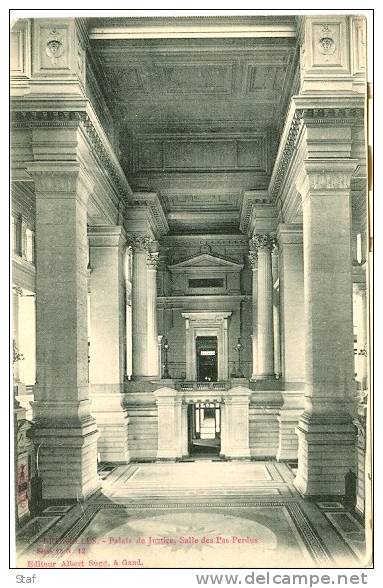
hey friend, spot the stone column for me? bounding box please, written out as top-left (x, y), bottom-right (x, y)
top-left (252, 234), bottom-right (275, 379)
top-left (12, 287), bottom-right (21, 383)
top-left (18, 292), bottom-right (36, 387)
top-left (273, 297), bottom-right (281, 378)
top-left (88, 226), bottom-right (129, 463)
top-left (184, 318), bottom-right (193, 380)
top-left (27, 162), bottom-right (100, 500)
top-left (181, 402), bottom-right (189, 457)
top-left (276, 225), bottom-right (305, 462)
top-left (354, 400), bottom-right (367, 517)
top-left (271, 246), bottom-right (281, 378)
top-left (353, 283), bottom-right (368, 391)
top-left (294, 159), bottom-right (358, 496)
top-left (130, 235), bottom-right (150, 377)
top-left (146, 248), bottom-right (160, 377)
top-left (224, 387), bottom-right (251, 458)
top-left (277, 225), bottom-right (305, 383)
top-left (220, 402), bottom-right (227, 457)
top-left (157, 335), bottom-right (163, 380)
top-left (154, 387), bottom-right (183, 459)
top-left (248, 247), bottom-right (258, 380)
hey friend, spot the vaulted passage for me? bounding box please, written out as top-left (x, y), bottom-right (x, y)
top-left (11, 14), bottom-right (370, 568)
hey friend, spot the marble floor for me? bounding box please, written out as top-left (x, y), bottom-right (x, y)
top-left (16, 461), bottom-right (368, 569)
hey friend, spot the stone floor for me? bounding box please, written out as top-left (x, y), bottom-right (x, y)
top-left (16, 461), bottom-right (368, 569)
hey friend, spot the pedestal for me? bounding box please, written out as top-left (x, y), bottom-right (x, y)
top-left (154, 387), bottom-right (183, 459)
top-left (224, 386), bottom-right (251, 459)
top-left (277, 391), bottom-right (304, 461)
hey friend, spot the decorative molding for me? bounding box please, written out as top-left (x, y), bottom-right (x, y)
top-left (129, 192), bottom-right (169, 238)
top-left (88, 225), bottom-right (126, 248)
top-left (240, 190), bottom-right (271, 235)
top-left (131, 131), bottom-right (269, 174)
top-left (10, 19), bottom-right (31, 80)
top-left (168, 253), bottom-right (244, 272)
top-left (350, 17), bottom-right (367, 77)
top-left (269, 100), bottom-right (365, 202)
top-left (11, 109), bottom-right (131, 205)
top-left (32, 21), bottom-right (72, 76)
top-left (161, 234), bottom-right (249, 249)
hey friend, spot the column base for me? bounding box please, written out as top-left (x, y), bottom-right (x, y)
top-left (225, 449), bottom-right (251, 459)
top-left (276, 392), bottom-right (305, 461)
top-left (293, 412), bottom-right (356, 496)
top-left (90, 386), bottom-right (130, 463)
top-left (253, 374), bottom-right (276, 381)
top-left (32, 420), bottom-right (100, 500)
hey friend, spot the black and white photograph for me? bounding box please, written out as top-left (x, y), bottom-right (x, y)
top-left (8, 6), bottom-right (375, 580)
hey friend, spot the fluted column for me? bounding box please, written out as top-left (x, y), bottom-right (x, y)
top-left (248, 247), bottom-right (258, 380)
top-left (147, 248), bottom-right (160, 377)
top-left (353, 282), bottom-right (368, 391)
top-left (130, 235), bottom-right (150, 377)
top-left (273, 294), bottom-right (281, 379)
top-left (251, 233), bottom-right (275, 379)
top-left (272, 245), bottom-right (281, 378)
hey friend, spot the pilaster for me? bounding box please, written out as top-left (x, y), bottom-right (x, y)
top-left (27, 161), bottom-right (100, 500)
top-left (88, 225), bottom-right (129, 463)
top-left (294, 159), bottom-right (358, 496)
top-left (277, 224), bottom-right (305, 384)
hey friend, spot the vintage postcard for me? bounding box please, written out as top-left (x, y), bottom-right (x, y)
top-left (10, 8), bottom-right (372, 574)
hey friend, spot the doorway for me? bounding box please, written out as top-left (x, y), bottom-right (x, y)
top-left (188, 401), bottom-right (221, 457)
top-left (196, 336), bottom-right (218, 382)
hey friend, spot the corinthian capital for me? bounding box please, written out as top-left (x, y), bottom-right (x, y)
top-left (248, 249), bottom-right (258, 269)
top-left (250, 233), bottom-right (276, 252)
top-left (128, 234), bottom-right (151, 252)
top-left (147, 251), bottom-right (160, 270)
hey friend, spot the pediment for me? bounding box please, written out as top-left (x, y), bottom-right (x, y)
top-left (168, 253), bottom-right (243, 271)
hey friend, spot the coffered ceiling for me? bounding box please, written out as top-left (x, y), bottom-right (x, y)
top-left (88, 17), bottom-right (299, 234)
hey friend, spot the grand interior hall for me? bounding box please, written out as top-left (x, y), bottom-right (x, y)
top-left (11, 14), bottom-right (371, 568)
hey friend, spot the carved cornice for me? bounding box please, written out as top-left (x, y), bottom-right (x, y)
top-left (269, 99), bottom-right (365, 202)
top-left (240, 190), bottom-right (270, 236)
top-left (11, 109), bottom-right (131, 204)
top-left (128, 192), bottom-right (169, 238)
